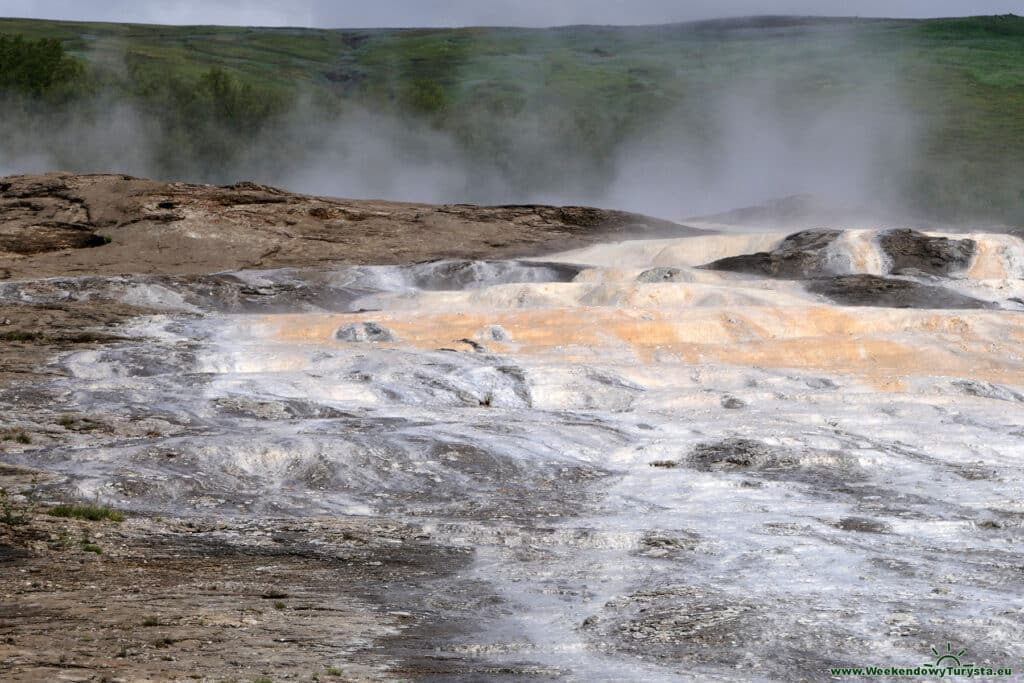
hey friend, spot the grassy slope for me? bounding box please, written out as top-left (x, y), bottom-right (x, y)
top-left (0, 14), bottom-right (1022, 220)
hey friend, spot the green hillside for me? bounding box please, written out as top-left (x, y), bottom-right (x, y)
top-left (1, 15), bottom-right (1023, 222)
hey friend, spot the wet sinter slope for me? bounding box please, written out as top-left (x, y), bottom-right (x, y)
top-left (2, 226), bottom-right (1024, 680)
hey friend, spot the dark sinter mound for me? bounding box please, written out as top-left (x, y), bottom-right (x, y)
top-left (701, 230), bottom-right (842, 278)
top-left (637, 267), bottom-right (689, 283)
top-left (401, 259), bottom-right (584, 290)
top-left (806, 275), bottom-right (993, 309)
top-left (702, 228), bottom-right (978, 280)
top-left (878, 229), bottom-right (976, 276)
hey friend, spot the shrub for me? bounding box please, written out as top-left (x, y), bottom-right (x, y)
top-left (0, 331), bottom-right (42, 343)
top-left (0, 34), bottom-right (85, 98)
top-left (0, 488), bottom-right (31, 526)
top-left (0, 428), bottom-right (32, 444)
top-left (403, 78), bottom-right (449, 115)
top-left (48, 503), bottom-right (126, 522)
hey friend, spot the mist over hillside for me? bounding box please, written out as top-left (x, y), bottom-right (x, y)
top-left (1, 15), bottom-right (1023, 222)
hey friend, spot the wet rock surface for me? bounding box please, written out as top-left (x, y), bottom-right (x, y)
top-left (0, 495), bottom-right (475, 682)
top-left (637, 267), bottom-right (693, 283)
top-left (806, 274), bottom-right (995, 309)
top-left (701, 229), bottom-right (842, 278)
top-left (950, 379), bottom-right (1024, 403)
top-left (698, 226), bottom-right (1005, 310)
top-left (581, 585), bottom-right (762, 662)
top-left (688, 437), bottom-right (785, 471)
top-left (337, 321), bottom-right (398, 342)
top-left (2, 198), bottom-right (1024, 680)
top-left (879, 229), bottom-right (976, 276)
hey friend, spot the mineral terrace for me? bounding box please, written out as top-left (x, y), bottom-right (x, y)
top-left (1, 173), bottom-right (1022, 681)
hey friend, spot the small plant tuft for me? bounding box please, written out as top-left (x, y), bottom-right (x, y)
top-left (325, 667), bottom-right (343, 677)
top-left (81, 542), bottom-right (103, 553)
top-left (0, 428), bottom-right (32, 444)
top-left (48, 503), bottom-right (125, 522)
top-left (0, 488), bottom-right (31, 526)
top-left (0, 330), bottom-right (42, 342)
top-left (64, 332), bottom-right (114, 344)
top-left (57, 415), bottom-right (105, 430)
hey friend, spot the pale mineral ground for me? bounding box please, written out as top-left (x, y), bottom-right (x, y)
top-left (1, 177), bottom-right (1022, 681)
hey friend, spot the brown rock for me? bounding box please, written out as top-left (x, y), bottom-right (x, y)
top-left (0, 172), bottom-right (699, 280)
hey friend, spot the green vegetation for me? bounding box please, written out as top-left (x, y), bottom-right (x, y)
top-left (0, 331), bottom-right (43, 343)
top-left (132, 65), bottom-right (287, 178)
top-left (0, 34), bottom-right (84, 98)
top-left (0, 488), bottom-right (31, 526)
top-left (81, 542), bottom-right (103, 553)
top-left (58, 415), bottom-right (106, 431)
top-left (0, 427), bottom-right (32, 444)
top-left (0, 15), bottom-right (1023, 222)
top-left (48, 503), bottom-right (126, 522)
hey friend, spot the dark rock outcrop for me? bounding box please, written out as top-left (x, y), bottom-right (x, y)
top-left (688, 438), bottom-right (788, 471)
top-left (878, 229), bottom-right (976, 276)
top-left (637, 267), bottom-right (688, 283)
top-left (701, 229), bottom-right (842, 278)
top-left (806, 275), bottom-right (993, 309)
top-left (336, 322), bottom-right (397, 342)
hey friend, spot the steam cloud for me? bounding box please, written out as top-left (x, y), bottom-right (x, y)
top-left (0, 32), bottom-right (919, 221)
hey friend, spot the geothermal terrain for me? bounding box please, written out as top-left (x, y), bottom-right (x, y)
top-left (0, 172), bottom-right (1022, 681)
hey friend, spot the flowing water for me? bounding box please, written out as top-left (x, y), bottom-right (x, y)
top-left (5, 227), bottom-right (1024, 680)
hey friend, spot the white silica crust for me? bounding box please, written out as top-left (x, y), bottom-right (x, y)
top-left (16, 228), bottom-right (1024, 679)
